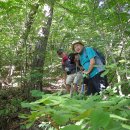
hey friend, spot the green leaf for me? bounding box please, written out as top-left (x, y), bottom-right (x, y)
top-left (122, 124), bottom-right (130, 130)
top-left (19, 114), bottom-right (28, 119)
top-left (21, 102), bottom-right (32, 108)
top-left (106, 63), bottom-right (117, 69)
top-left (31, 90), bottom-right (44, 97)
top-left (110, 114), bottom-right (128, 121)
top-left (106, 119), bottom-right (125, 130)
top-left (90, 108), bottom-right (110, 129)
top-left (101, 69), bottom-right (109, 77)
top-left (61, 125), bottom-right (81, 130)
top-left (116, 98), bottom-right (130, 108)
top-left (52, 111), bottom-right (72, 125)
top-left (31, 97), bottom-right (53, 105)
top-left (73, 109), bottom-right (92, 120)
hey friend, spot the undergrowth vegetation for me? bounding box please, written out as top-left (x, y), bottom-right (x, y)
top-left (1, 0), bottom-right (130, 129)
top-left (0, 88), bottom-right (24, 130)
top-left (20, 90), bottom-right (130, 130)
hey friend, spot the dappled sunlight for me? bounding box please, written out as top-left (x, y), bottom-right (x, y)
top-left (42, 77), bottom-right (65, 93)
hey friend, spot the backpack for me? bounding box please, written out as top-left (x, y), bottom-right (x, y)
top-left (93, 48), bottom-right (106, 65)
top-left (64, 53), bottom-right (80, 74)
top-left (84, 47), bottom-right (106, 65)
top-left (68, 53), bottom-right (77, 64)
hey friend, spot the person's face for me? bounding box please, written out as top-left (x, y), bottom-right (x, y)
top-left (74, 44), bottom-right (84, 53)
top-left (57, 52), bottom-right (62, 58)
top-left (58, 52), bottom-right (66, 58)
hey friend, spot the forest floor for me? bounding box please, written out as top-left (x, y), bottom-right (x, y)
top-left (0, 77), bottom-right (65, 130)
top-left (42, 78), bottom-right (65, 93)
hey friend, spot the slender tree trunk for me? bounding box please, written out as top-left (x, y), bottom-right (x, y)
top-left (31, 2), bottom-right (54, 91)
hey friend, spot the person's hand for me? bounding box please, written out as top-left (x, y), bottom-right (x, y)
top-left (82, 71), bottom-right (89, 78)
top-left (79, 66), bottom-right (83, 71)
top-left (82, 70), bottom-right (89, 75)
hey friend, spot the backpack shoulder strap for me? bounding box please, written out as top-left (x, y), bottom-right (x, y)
top-left (83, 47), bottom-right (88, 58)
top-left (83, 47), bottom-right (95, 58)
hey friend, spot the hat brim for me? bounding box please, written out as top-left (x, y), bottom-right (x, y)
top-left (72, 41), bottom-right (84, 51)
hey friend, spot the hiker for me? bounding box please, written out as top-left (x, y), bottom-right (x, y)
top-left (72, 41), bottom-right (108, 95)
top-left (57, 49), bottom-right (82, 95)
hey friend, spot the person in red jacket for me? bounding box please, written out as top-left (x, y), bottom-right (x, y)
top-left (57, 49), bottom-right (82, 95)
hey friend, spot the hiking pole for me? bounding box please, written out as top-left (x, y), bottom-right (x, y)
top-left (80, 73), bottom-right (88, 94)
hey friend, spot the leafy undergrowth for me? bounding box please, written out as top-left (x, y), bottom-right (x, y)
top-left (20, 89), bottom-right (130, 130)
top-left (0, 81), bottom-right (64, 130)
top-left (0, 87), bottom-right (25, 130)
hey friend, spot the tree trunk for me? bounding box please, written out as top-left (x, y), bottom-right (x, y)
top-left (31, 2), bottom-right (54, 91)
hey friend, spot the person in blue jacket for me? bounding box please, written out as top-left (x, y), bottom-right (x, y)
top-left (72, 41), bottom-right (108, 95)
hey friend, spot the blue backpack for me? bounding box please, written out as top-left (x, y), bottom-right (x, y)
top-left (93, 48), bottom-right (106, 65)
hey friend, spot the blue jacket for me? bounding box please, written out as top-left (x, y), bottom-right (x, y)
top-left (79, 47), bottom-right (104, 78)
